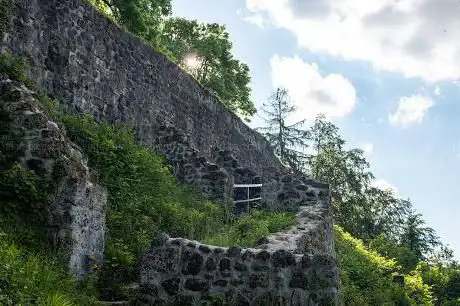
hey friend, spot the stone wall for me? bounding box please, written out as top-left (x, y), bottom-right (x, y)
top-left (2, 1), bottom-right (340, 301)
top-left (138, 200), bottom-right (339, 306)
top-left (1, 0), bottom-right (282, 176)
top-left (0, 75), bottom-right (107, 279)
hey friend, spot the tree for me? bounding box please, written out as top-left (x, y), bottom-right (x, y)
top-left (258, 88), bottom-right (310, 174)
top-left (158, 18), bottom-right (256, 119)
top-left (304, 116), bottom-right (417, 243)
top-left (306, 115), bottom-right (379, 237)
top-left (401, 210), bottom-right (440, 261)
top-left (95, 0), bottom-right (172, 42)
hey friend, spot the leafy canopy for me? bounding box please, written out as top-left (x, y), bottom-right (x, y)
top-left (87, 0), bottom-right (256, 120)
top-left (158, 17), bottom-right (256, 119)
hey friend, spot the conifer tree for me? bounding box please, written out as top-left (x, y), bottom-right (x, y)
top-left (259, 88), bottom-right (309, 174)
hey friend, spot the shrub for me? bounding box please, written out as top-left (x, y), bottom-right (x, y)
top-left (335, 226), bottom-right (434, 305)
top-left (0, 233), bottom-right (96, 305)
top-left (204, 209), bottom-right (296, 247)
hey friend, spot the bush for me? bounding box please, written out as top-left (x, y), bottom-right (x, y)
top-left (0, 233), bottom-right (96, 305)
top-left (61, 114), bottom-right (297, 299)
top-left (335, 226), bottom-right (433, 305)
top-left (0, 0), bottom-right (18, 35)
top-left (204, 209), bottom-right (296, 247)
top-left (61, 114), bottom-right (228, 299)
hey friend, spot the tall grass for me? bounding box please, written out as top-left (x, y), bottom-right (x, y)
top-left (0, 233), bottom-right (96, 305)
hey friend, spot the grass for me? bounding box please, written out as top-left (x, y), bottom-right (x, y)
top-left (0, 52), bottom-right (296, 301)
top-left (0, 233), bottom-right (97, 306)
top-left (204, 209), bottom-right (296, 247)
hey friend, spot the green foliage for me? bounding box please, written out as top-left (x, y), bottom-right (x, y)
top-left (0, 0), bottom-right (17, 35)
top-left (0, 52), bottom-right (39, 92)
top-left (370, 234), bottom-right (419, 272)
top-left (401, 211), bottom-right (440, 261)
top-left (98, 0), bottom-right (171, 41)
top-left (0, 52), bottom-right (28, 83)
top-left (61, 114), bottom-right (294, 298)
top-left (204, 210), bottom-right (295, 247)
top-left (418, 261), bottom-right (460, 305)
top-left (158, 18), bottom-right (256, 119)
top-left (258, 88), bottom-right (310, 174)
top-left (0, 234), bottom-right (96, 305)
top-left (335, 226), bottom-right (433, 305)
top-left (0, 164), bottom-right (45, 221)
top-left (61, 114), bottom-right (225, 298)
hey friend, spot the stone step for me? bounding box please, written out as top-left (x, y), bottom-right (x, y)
top-left (97, 302), bottom-right (129, 306)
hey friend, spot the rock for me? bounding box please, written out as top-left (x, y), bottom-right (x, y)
top-left (198, 245), bottom-right (211, 253)
top-left (226, 247), bottom-right (241, 257)
top-left (205, 258), bottom-right (217, 272)
top-left (162, 278), bottom-right (180, 295)
top-left (219, 258), bottom-right (231, 271)
top-left (249, 273), bottom-right (269, 288)
top-left (234, 262), bottom-right (247, 272)
top-left (256, 237), bottom-right (269, 245)
top-left (184, 278), bottom-right (209, 291)
top-left (255, 251), bottom-right (270, 261)
top-left (151, 233), bottom-right (169, 248)
top-left (290, 271), bottom-right (309, 289)
top-left (182, 250), bottom-right (203, 275)
top-left (272, 250), bottom-right (296, 268)
top-left (0, 78), bottom-right (107, 279)
top-left (213, 279), bottom-right (228, 287)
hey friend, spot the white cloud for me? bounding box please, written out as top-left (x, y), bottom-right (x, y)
top-left (243, 14), bottom-right (266, 28)
top-left (434, 85), bottom-right (441, 96)
top-left (245, 0), bottom-right (460, 81)
top-left (389, 94), bottom-right (434, 127)
top-left (237, 8), bottom-right (266, 28)
top-left (270, 55), bottom-right (357, 121)
top-left (360, 142), bottom-right (374, 157)
top-left (372, 179), bottom-right (398, 194)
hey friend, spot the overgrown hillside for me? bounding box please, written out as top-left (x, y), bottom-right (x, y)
top-left (0, 53), bottom-right (295, 303)
top-left (1, 0), bottom-right (460, 304)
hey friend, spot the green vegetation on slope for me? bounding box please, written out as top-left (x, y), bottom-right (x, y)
top-left (260, 88), bottom-right (460, 304)
top-left (204, 209), bottom-right (295, 247)
top-left (0, 54), bottom-right (96, 305)
top-left (62, 113), bottom-right (295, 299)
top-left (335, 226), bottom-right (433, 305)
top-left (0, 53), bottom-right (294, 302)
top-left (0, 235), bottom-right (96, 306)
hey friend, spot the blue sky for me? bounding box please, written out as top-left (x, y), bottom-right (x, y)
top-left (171, 0), bottom-right (460, 258)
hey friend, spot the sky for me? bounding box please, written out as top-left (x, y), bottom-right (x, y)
top-left (171, 0), bottom-right (460, 258)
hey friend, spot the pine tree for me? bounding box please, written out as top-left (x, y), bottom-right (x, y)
top-left (259, 88), bottom-right (309, 174)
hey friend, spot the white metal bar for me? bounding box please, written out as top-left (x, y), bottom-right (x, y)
top-left (234, 197), bottom-right (262, 204)
top-left (233, 184), bottom-right (263, 188)
top-left (247, 187), bottom-right (250, 213)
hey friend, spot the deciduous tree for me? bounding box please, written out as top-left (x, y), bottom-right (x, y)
top-left (158, 18), bottom-right (256, 119)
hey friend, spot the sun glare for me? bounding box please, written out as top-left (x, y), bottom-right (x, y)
top-left (183, 53), bottom-right (202, 70)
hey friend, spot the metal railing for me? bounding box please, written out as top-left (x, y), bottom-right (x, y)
top-left (233, 183), bottom-right (262, 214)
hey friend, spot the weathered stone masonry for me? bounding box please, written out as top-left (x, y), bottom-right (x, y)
top-left (138, 195), bottom-right (338, 305)
top-left (2, 0), bottom-right (340, 304)
top-left (0, 76), bottom-right (106, 279)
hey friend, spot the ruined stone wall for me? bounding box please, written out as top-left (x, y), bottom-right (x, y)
top-left (1, 0), bottom-right (282, 176)
top-left (138, 200), bottom-right (339, 306)
top-left (0, 75), bottom-right (107, 279)
top-left (0, 0), bottom-right (330, 208)
top-left (2, 2), bottom-right (341, 301)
